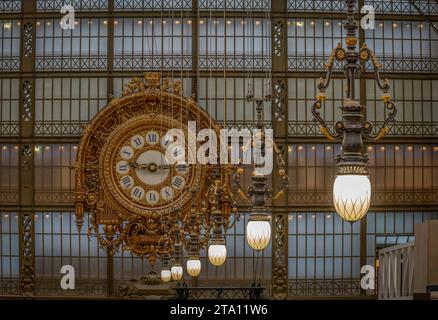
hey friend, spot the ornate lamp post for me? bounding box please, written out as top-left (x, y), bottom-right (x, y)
top-left (312, 0), bottom-right (397, 222)
top-left (170, 240), bottom-right (183, 281)
top-left (234, 89), bottom-right (289, 251)
top-left (204, 166), bottom-right (240, 266)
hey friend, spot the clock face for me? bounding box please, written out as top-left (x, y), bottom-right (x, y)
top-left (100, 115), bottom-right (204, 218)
top-left (115, 130), bottom-right (189, 206)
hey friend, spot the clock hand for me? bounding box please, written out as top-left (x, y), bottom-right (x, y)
top-left (127, 162), bottom-right (139, 169)
top-left (128, 162), bottom-right (148, 170)
top-left (128, 162), bottom-right (171, 172)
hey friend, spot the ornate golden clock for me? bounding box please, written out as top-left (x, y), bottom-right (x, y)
top-left (74, 73), bottom-right (222, 261)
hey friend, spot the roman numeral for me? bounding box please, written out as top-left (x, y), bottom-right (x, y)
top-left (121, 176), bottom-right (133, 188)
top-left (118, 164), bottom-right (128, 171)
top-left (149, 192), bottom-right (157, 201)
top-left (173, 177), bottom-right (183, 188)
top-left (165, 189), bottom-right (172, 197)
top-left (133, 137), bottom-right (142, 147)
top-left (173, 148), bottom-right (182, 157)
top-left (123, 150), bottom-right (132, 156)
top-left (148, 134), bottom-right (157, 143)
top-left (132, 187), bottom-right (143, 199)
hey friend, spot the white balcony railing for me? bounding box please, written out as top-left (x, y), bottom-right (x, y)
top-left (378, 241), bottom-right (415, 300)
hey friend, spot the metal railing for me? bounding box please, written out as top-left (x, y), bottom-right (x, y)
top-left (378, 241), bottom-right (415, 300)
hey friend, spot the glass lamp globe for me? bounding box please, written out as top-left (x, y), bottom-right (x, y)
top-left (333, 174), bottom-right (371, 222)
top-left (208, 244), bottom-right (227, 267)
top-left (160, 269), bottom-right (171, 282)
top-left (186, 259), bottom-right (201, 277)
top-left (171, 265), bottom-right (183, 281)
top-left (246, 218), bottom-right (271, 251)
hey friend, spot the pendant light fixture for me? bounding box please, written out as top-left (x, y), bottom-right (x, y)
top-left (312, 0), bottom-right (397, 222)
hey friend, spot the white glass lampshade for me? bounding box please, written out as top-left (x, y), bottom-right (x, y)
top-left (208, 244), bottom-right (227, 266)
top-left (246, 219), bottom-right (271, 251)
top-left (186, 259), bottom-right (201, 277)
top-left (171, 265), bottom-right (183, 281)
top-left (333, 174), bottom-right (371, 222)
top-left (160, 269), bottom-right (171, 282)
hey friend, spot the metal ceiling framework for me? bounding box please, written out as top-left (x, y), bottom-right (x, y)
top-left (0, 0), bottom-right (437, 299)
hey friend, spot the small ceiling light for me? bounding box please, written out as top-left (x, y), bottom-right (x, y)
top-left (422, 146), bottom-right (427, 151)
top-left (4, 214), bottom-right (9, 219)
top-left (288, 146), bottom-right (293, 153)
top-left (37, 21), bottom-right (41, 26)
top-left (2, 146), bottom-right (7, 151)
top-left (45, 214), bottom-right (50, 219)
top-left (175, 20), bottom-right (180, 25)
top-left (45, 146), bottom-right (50, 151)
top-left (380, 146), bottom-right (385, 151)
top-left (187, 20), bottom-right (192, 25)
top-left (137, 20), bottom-right (143, 25)
top-left (255, 20), bottom-right (260, 26)
top-left (171, 265), bottom-right (183, 281)
top-left (326, 145), bottom-right (332, 150)
top-left (227, 20), bottom-right (232, 25)
top-left (47, 21), bottom-right (52, 26)
top-left (163, 20), bottom-right (167, 24)
top-left (208, 244), bottom-right (227, 266)
top-left (408, 146), bottom-right (413, 151)
top-left (393, 23), bottom-right (398, 28)
top-left (433, 146), bottom-right (438, 151)
top-left (186, 259), bottom-right (201, 277)
top-left (161, 269), bottom-right (171, 282)
top-left (149, 20), bottom-right (154, 25)
top-left (298, 145), bottom-right (303, 151)
top-left (103, 20), bottom-right (108, 25)
top-left (311, 145), bottom-right (316, 151)
top-left (297, 21), bottom-right (304, 27)
top-left (368, 146), bottom-right (373, 151)
top-left (199, 20), bottom-right (204, 25)
top-left (246, 216), bottom-right (271, 251)
top-left (310, 21), bottom-right (315, 26)
top-left (333, 175), bottom-right (371, 222)
top-left (14, 145), bottom-right (18, 150)
top-left (325, 21), bottom-right (330, 27)
top-left (114, 20), bottom-right (118, 25)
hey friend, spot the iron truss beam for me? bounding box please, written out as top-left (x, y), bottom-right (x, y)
top-left (409, 0), bottom-right (438, 36)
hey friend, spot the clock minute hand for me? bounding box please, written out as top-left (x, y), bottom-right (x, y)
top-left (128, 162), bottom-right (148, 169)
top-left (157, 164), bottom-right (172, 170)
top-left (127, 162), bottom-right (139, 169)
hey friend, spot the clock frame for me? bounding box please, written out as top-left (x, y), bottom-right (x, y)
top-left (74, 73), bottom-right (222, 259)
